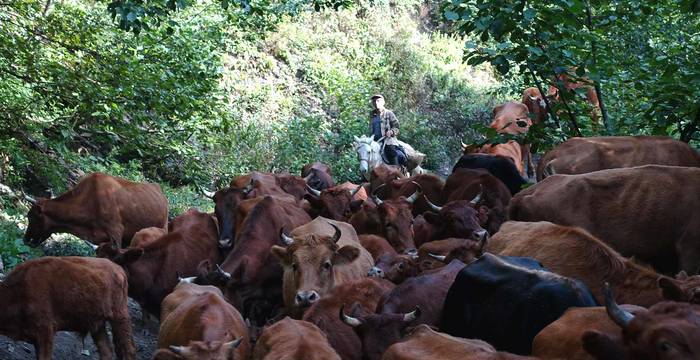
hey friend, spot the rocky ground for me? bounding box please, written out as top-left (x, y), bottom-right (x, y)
top-left (0, 298), bottom-right (158, 360)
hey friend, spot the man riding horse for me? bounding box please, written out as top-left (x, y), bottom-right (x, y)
top-left (369, 94), bottom-right (407, 168)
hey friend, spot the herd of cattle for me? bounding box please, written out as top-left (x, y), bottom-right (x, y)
top-left (1, 134), bottom-right (700, 360)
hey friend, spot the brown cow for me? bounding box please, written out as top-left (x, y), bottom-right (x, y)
top-left (153, 282), bottom-right (249, 360)
top-left (349, 200), bottom-right (382, 236)
top-left (229, 171), bottom-right (304, 202)
top-left (215, 196), bottom-right (310, 325)
top-left (368, 164), bottom-right (405, 194)
top-left (302, 162), bottom-right (334, 191)
top-left (582, 286), bottom-right (700, 359)
top-left (487, 221), bottom-right (700, 306)
top-left (442, 168), bottom-right (511, 234)
top-left (359, 234), bottom-right (397, 261)
top-left (373, 174), bottom-right (444, 216)
top-left (305, 182), bottom-right (367, 220)
top-left (536, 136), bottom-right (700, 181)
top-left (152, 341), bottom-right (244, 360)
top-left (417, 238), bottom-right (474, 271)
top-left (382, 325), bottom-right (537, 360)
top-left (0, 257), bottom-right (135, 360)
top-left (340, 260), bottom-right (466, 359)
top-left (97, 208), bottom-right (221, 316)
top-left (521, 87), bottom-right (547, 124)
top-left (423, 238), bottom-right (487, 269)
top-left (271, 217), bottom-right (374, 312)
top-left (24, 172), bottom-right (168, 248)
top-left (252, 317), bottom-right (341, 360)
top-left (547, 71), bottom-right (601, 128)
top-left (369, 253), bottom-right (419, 284)
top-left (532, 305), bottom-right (645, 360)
top-left (372, 186), bottom-right (423, 254)
top-left (509, 165), bottom-right (700, 274)
top-left (130, 227), bottom-right (167, 248)
top-left (302, 278), bottom-right (395, 360)
top-left (419, 199), bottom-right (489, 244)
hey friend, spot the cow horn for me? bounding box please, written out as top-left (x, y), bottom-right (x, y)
top-left (169, 345), bottom-right (187, 355)
top-left (603, 282), bottom-right (634, 328)
top-left (461, 141), bottom-right (467, 150)
top-left (197, 185), bottom-right (216, 199)
top-left (84, 240), bottom-right (99, 251)
top-left (328, 222), bottom-right (342, 243)
top-left (424, 195), bottom-right (442, 212)
top-left (428, 253), bottom-right (446, 263)
top-left (349, 184), bottom-right (362, 197)
top-left (402, 306), bottom-right (422, 322)
top-left (280, 229), bottom-right (294, 246)
top-left (225, 337), bottom-right (243, 349)
top-left (476, 230), bottom-right (489, 251)
top-left (470, 185), bottom-right (483, 205)
top-left (529, 95), bottom-right (539, 101)
top-left (179, 276), bottom-right (196, 284)
top-left (23, 191), bottom-right (37, 205)
top-left (306, 184), bottom-right (321, 197)
top-left (216, 264), bottom-right (232, 281)
top-left (405, 181), bottom-right (423, 204)
top-left (303, 173), bottom-right (313, 182)
top-left (339, 305), bottom-right (362, 327)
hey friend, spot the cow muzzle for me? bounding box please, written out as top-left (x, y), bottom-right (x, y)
top-left (368, 266), bottom-right (384, 278)
top-left (295, 290), bottom-right (320, 307)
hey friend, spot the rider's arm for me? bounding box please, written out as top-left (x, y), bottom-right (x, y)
top-left (387, 111), bottom-right (399, 137)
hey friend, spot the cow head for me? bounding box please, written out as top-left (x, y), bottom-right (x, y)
top-left (23, 197), bottom-right (53, 247)
top-left (368, 253), bottom-right (419, 284)
top-left (158, 339), bottom-right (242, 360)
top-left (658, 271), bottom-right (700, 304)
top-left (490, 102), bottom-right (532, 135)
top-left (422, 197), bottom-right (489, 242)
top-left (96, 243), bottom-right (145, 266)
top-left (583, 283), bottom-right (700, 360)
top-left (340, 303), bottom-right (421, 360)
top-left (271, 224), bottom-right (360, 309)
top-left (425, 237), bottom-right (488, 268)
top-left (373, 185), bottom-right (421, 254)
top-left (213, 187), bottom-right (250, 248)
top-left (306, 185), bottom-right (364, 221)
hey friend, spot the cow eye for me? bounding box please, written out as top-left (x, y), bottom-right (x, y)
top-left (397, 262), bottom-right (405, 270)
top-left (658, 341), bottom-right (673, 352)
top-left (292, 263), bottom-right (298, 272)
top-left (322, 261), bottom-right (332, 270)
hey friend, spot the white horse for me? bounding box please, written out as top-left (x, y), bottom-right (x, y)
top-left (353, 135), bottom-right (425, 180)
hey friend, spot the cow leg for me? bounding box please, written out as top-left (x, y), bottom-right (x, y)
top-left (111, 315), bottom-right (136, 360)
top-left (92, 323), bottom-right (114, 360)
top-left (521, 143), bottom-right (534, 179)
top-left (34, 335), bottom-right (54, 360)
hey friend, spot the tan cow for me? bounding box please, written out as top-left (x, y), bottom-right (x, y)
top-left (521, 87), bottom-right (547, 124)
top-left (509, 165), bottom-right (700, 275)
top-left (532, 305), bottom-right (645, 360)
top-left (252, 317), bottom-right (340, 360)
top-left (382, 325), bottom-right (536, 360)
top-left (536, 136), bottom-right (700, 181)
top-left (153, 282), bottom-right (249, 360)
top-left (271, 217), bottom-right (373, 312)
top-left (487, 221), bottom-right (700, 306)
top-left (130, 227), bottom-right (167, 248)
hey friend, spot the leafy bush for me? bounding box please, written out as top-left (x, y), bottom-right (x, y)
top-left (42, 235), bottom-right (96, 258)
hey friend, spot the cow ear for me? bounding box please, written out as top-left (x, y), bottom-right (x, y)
top-left (581, 331), bottom-right (628, 360)
top-left (423, 212), bottom-right (439, 224)
top-left (659, 277), bottom-right (685, 301)
top-left (270, 245), bottom-right (289, 265)
top-left (333, 246), bottom-right (360, 266)
top-left (197, 259), bottom-right (212, 276)
top-left (115, 248), bottom-right (143, 265)
top-left (348, 200), bottom-right (364, 213)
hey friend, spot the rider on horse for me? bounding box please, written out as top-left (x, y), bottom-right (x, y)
top-left (369, 94), bottom-right (407, 168)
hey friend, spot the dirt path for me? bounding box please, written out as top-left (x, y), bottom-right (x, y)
top-left (0, 298), bottom-right (158, 360)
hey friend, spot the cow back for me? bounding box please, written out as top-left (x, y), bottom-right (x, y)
top-left (440, 253), bottom-right (596, 355)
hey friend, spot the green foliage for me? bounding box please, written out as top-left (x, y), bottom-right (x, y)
top-left (442, 0), bottom-right (700, 147)
top-left (42, 235), bottom-right (96, 257)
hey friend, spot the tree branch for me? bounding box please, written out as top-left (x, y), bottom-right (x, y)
top-left (585, 0), bottom-right (612, 134)
top-left (680, 106), bottom-right (700, 143)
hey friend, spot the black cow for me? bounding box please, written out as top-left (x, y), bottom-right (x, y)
top-left (453, 154), bottom-right (528, 195)
top-left (440, 253), bottom-right (597, 355)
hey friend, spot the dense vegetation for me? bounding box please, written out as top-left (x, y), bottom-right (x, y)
top-left (1, 0), bottom-right (698, 269)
